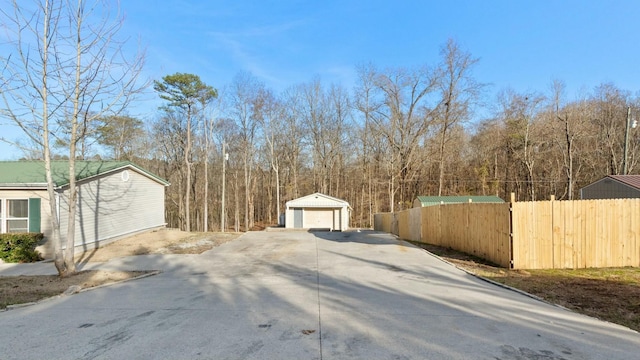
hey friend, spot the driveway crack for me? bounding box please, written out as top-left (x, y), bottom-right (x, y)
top-left (315, 236), bottom-right (323, 360)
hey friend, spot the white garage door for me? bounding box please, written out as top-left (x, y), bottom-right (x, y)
top-left (303, 208), bottom-right (335, 230)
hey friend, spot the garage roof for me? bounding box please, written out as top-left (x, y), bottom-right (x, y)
top-left (286, 192), bottom-right (351, 208)
top-left (604, 175), bottom-right (640, 190)
top-left (415, 195), bottom-right (504, 207)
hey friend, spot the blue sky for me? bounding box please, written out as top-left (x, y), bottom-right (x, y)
top-left (2, 0), bottom-right (640, 160)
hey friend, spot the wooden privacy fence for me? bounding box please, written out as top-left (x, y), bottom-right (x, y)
top-left (374, 198), bottom-right (640, 269)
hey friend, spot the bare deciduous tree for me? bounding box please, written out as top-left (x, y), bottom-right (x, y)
top-left (498, 89), bottom-right (545, 200)
top-left (96, 115), bottom-right (145, 160)
top-left (279, 87), bottom-right (306, 201)
top-left (0, 0), bottom-right (145, 276)
top-left (370, 66), bottom-right (438, 211)
top-left (353, 63), bottom-right (382, 225)
top-left (226, 71), bottom-right (263, 231)
top-left (256, 89), bottom-right (285, 223)
top-left (296, 79), bottom-right (350, 195)
top-left (434, 39), bottom-right (484, 195)
top-left (548, 80), bottom-right (591, 199)
top-left (590, 83), bottom-right (631, 175)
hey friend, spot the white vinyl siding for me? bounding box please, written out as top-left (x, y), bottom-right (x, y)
top-left (58, 168), bottom-right (166, 251)
top-left (285, 193), bottom-right (351, 231)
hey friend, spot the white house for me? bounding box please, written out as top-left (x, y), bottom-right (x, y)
top-left (284, 193), bottom-right (351, 231)
top-left (0, 160), bottom-right (169, 258)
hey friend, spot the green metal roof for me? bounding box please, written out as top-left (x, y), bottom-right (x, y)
top-left (0, 160), bottom-right (169, 187)
top-left (415, 195), bottom-right (504, 207)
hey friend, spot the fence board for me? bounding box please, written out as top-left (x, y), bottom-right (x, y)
top-left (584, 200), bottom-right (597, 268)
top-left (421, 206), bottom-right (442, 246)
top-left (373, 213), bottom-right (393, 233)
top-left (376, 198), bottom-right (640, 269)
top-left (397, 210), bottom-right (411, 241)
top-left (415, 203), bottom-right (510, 267)
top-left (409, 207), bottom-right (422, 241)
top-left (513, 198), bottom-right (640, 269)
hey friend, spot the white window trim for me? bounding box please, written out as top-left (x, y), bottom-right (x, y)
top-left (0, 198), bottom-right (30, 234)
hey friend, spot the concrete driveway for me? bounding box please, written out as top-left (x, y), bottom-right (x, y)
top-left (0, 230), bottom-right (638, 359)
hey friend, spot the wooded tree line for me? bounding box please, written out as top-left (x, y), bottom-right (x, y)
top-left (4, 19), bottom-right (639, 232)
top-left (2, 2), bottom-right (636, 278)
top-left (87, 39), bottom-right (638, 232)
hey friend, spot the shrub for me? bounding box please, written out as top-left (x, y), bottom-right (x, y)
top-left (0, 233), bottom-right (44, 263)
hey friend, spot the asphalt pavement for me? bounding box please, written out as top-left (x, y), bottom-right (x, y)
top-left (0, 230), bottom-right (639, 359)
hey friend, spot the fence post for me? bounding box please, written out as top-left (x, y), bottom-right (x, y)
top-left (509, 192), bottom-right (515, 269)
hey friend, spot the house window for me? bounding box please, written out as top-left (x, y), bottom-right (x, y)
top-left (0, 198), bottom-right (40, 234)
top-left (6, 199), bottom-right (29, 233)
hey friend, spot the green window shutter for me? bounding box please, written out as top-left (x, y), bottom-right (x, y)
top-left (28, 198), bottom-right (41, 233)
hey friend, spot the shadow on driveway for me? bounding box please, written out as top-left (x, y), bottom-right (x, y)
top-left (0, 230), bottom-right (638, 359)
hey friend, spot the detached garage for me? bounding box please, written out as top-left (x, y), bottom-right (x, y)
top-left (285, 193), bottom-right (351, 231)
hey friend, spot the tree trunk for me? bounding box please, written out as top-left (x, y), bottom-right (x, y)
top-left (39, 1), bottom-right (65, 275)
top-left (438, 123), bottom-right (447, 197)
top-left (204, 148), bottom-right (208, 232)
top-left (203, 117), bottom-right (210, 232)
top-left (564, 115), bottom-right (574, 200)
top-left (244, 156), bottom-right (249, 231)
top-left (185, 106), bottom-right (192, 232)
top-left (234, 171), bottom-right (240, 232)
top-left (221, 142), bottom-right (226, 232)
top-left (273, 160), bottom-right (280, 225)
top-left (61, 0), bottom-right (89, 276)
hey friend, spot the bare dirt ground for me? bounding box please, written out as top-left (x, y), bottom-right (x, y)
top-left (76, 228), bottom-right (241, 263)
top-left (1, 229), bottom-right (241, 309)
top-left (411, 242), bottom-right (640, 332)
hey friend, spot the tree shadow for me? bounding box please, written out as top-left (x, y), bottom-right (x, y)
top-left (0, 231), bottom-right (638, 359)
top-left (309, 228), bottom-right (413, 246)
